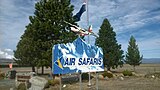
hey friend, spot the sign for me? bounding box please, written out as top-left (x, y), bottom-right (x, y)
top-left (52, 38), bottom-right (104, 74)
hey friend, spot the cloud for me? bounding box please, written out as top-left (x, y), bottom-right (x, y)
top-left (0, 49), bottom-right (14, 59)
top-left (75, 0), bottom-right (160, 58)
top-left (0, 50), bottom-right (5, 55)
top-left (138, 38), bottom-right (160, 58)
top-left (4, 49), bottom-right (13, 52)
top-left (0, 0), bottom-right (160, 58)
top-left (0, 0), bottom-right (36, 50)
top-left (110, 1), bottom-right (160, 33)
top-left (73, 0), bottom-right (160, 35)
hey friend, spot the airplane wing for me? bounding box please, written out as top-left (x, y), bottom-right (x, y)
top-left (64, 21), bottom-right (86, 31)
top-left (70, 27), bottom-right (79, 32)
top-left (64, 21), bottom-right (80, 29)
top-left (70, 27), bottom-right (87, 36)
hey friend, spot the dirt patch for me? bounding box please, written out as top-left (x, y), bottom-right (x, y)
top-left (0, 79), bottom-right (15, 90)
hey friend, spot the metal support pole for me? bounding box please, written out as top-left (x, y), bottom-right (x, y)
top-left (96, 72), bottom-right (99, 90)
top-left (86, 0), bottom-right (91, 87)
top-left (79, 73), bottom-right (82, 90)
top-left (59, 74), bottom-right (62, 90)
top-left (88, 72), bottom-right (91, 85)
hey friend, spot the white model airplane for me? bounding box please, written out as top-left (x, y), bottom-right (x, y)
top-left (64, 21), bottom-right (98, 37)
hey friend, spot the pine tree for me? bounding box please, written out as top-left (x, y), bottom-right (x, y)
top-left (14, 35), bottom-right (38, 72)
top-left (95, 18), bottom-right (124, 71)
top-left (14, 0), bottom-right (77, 73)
top-left (125, 35), bottom-right (143, 71)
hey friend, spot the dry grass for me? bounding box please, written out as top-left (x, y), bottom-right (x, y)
top-left (0, 64), bottom-right (160, 90)
top-left (47, 64), bottom-right (160, 90)
top-left (112, 64), bottom-right (160, 74)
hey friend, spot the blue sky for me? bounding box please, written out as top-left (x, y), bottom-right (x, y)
top-left (0, 0), bottom-right (160, 59)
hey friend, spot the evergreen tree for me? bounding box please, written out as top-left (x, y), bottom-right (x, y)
top-left (14, 23), bottom-right (40, 72)
top-left (14, 0), bottom-right (77, 73)
top-left (95, 18), bottom-right (124, 71)
top-left (125, 35), bottom-right (143, 71)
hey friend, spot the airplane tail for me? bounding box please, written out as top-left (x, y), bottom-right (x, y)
top-left (88, 25), bottom-right (92, 32)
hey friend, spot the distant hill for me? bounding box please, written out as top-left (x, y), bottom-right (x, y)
top-left (142, 58), bottom-right (160, 64)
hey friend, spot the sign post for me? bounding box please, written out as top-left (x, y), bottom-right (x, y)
top-left (59, 74), bottom-right (62, 90)
top-left (86, 0), bottom-right (91, 87)
top-left (79, 72), bottom-right (82, 90)
top-left (96, 72), bottom-right (99, 90)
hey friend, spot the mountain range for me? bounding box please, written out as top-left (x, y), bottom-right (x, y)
top-left (142, 58), bottom-right (160, 64)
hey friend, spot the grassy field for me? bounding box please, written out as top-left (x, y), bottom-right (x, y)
top-left (1, 64), bottom-right (160, 74)
top-left (113, 64), bottom-right (160, 74)
top-left (48, 64), bottom-right (160, 90)
top-left (0, 64), bottom-right (160, 90)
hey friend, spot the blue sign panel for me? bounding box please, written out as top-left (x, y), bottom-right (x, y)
top-left (52, 38), bottom-right (104, 74)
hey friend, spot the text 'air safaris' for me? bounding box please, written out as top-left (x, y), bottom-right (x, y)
top-left (64, 58), bottom-right (103, 66)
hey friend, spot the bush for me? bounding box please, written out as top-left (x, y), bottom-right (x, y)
top-left (102, 71), bottom-right (113, 78)
top-left (82, 73), bottom-right (89, 80)
top-left (0, 72), bottom-right (5, 79)
top-left (48, 79), bottom-right (60, 86)
top-left (123, 70), bottom-right (133, 76)
top-left (17, 83), bottom-right (26, 90)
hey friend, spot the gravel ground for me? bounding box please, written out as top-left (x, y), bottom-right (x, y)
top-left (0, 64), bottom-right (160, 90)
top-left (0, 79), bottom-right (15, 90)
top-left (1, 76), bottom-right (160, 90)
top-left (47, 76), bottom-right (160, 90)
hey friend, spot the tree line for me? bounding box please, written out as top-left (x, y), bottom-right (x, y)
top-left (14, 0), bottom-right (143, 73)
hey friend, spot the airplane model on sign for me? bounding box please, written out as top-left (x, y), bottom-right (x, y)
top-left (64, 21), bottom-right (98, 37)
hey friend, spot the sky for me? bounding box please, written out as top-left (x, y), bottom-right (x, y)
top-left (0, 0), bottom-right (160, 59)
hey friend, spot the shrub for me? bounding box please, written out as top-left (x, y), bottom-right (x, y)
top-left (48, 79), bottom-right (52, 85)
top-left (17, 83), bottom-right (26, 90)
top-left (0, 72), bottom-right (5, 79)
top-left (123, 70), bottom-right (133, 76)
top-left (102, 71), bottom-right (113, 78)
top-left (82, 73), bottom-right (89, 80)
top-left (48, 79), bottom-right (60, 86)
